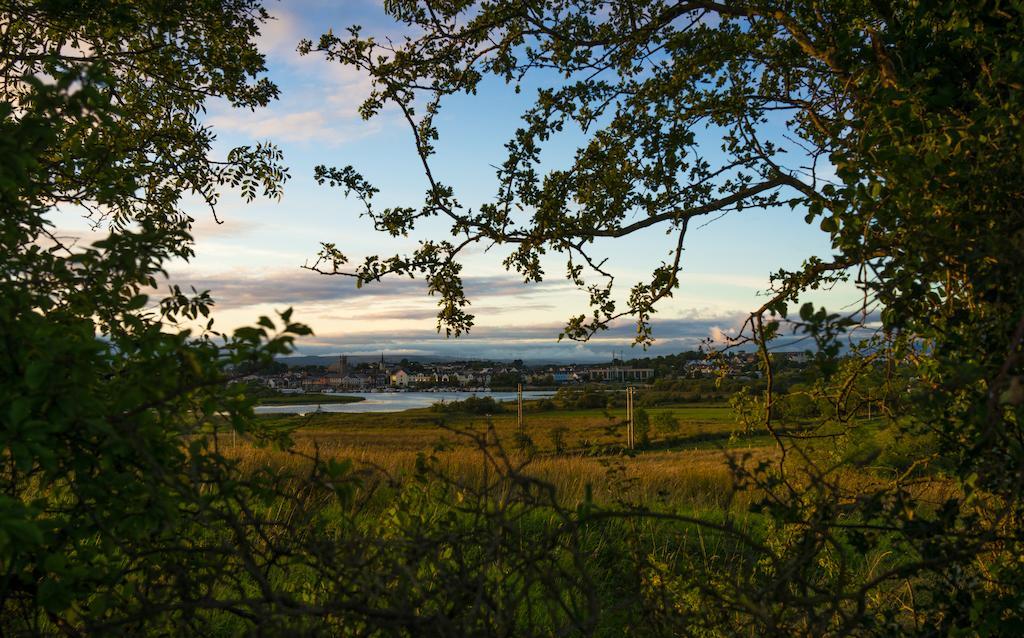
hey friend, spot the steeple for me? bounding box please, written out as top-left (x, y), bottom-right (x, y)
top-left (380, 351), bottom-right (385, 371)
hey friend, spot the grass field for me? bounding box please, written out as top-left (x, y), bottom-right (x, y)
top-left (212, 401), bottom-right (781, 636)
top-left (255, 402), bottom-right (758, 452)
top-left (228, 401), bottom-right (779, 509)
top-left (232, 400), bottom-right (952, 509)
top-left (211, 400), bottom-right (955, 635)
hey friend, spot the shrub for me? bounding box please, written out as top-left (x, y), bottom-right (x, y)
top-left (534, 398), bottom-right (557, 411)
top-left (432, 395), bottom-right (505, 415)
top-left (513, 431), bottom-right (536, 455)
top-left (574, 390), bottom-right (607, 410)
top-left (548, 427), bottom-right (569, 455)
top-left (654, 412), bottom-right (680, 437)
top-left (634, 408), bottom-right (651, 447)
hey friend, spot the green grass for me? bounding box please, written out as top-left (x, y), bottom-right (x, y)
top-left (233, 401), bottom-right (774, 509)
top-left (211, 402), bottom-right (943, 635)
top-left (255, 401), bottom-right (754, 453)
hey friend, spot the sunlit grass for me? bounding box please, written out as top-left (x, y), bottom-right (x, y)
top-left (219, 402), bottom-right (777, 511)
top-left (224, 401), bottom-right (955, 511)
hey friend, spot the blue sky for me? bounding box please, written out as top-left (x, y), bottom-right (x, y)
top-left (59, 0), bottom-right (849, 361)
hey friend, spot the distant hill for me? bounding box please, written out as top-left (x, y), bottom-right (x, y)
top-left (277, 354), bottom-right (455, 367)
top-left (276, 354), bottom-right (597, 367)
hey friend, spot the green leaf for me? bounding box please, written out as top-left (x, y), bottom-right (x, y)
top-left (126, 294), bottom-right (148, 311)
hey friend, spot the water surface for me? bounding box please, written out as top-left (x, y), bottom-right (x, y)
top-left (254, 390), bottom-right (556, 414)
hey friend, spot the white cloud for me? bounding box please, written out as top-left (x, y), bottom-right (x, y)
top-left (207, 108), bottom-right (381, 144)
top-left (257, 8), bottom-right (304, 58)
top-left (202, 4), bottom-right (398, 146)
top-left (190, 215), bottom-right (261, 239)
top-left (290, 311), bottom-right (753, 360)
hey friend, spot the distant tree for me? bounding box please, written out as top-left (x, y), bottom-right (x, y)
top-left (433, 395), bottom-right (505, 415)
top-left (777, 385), bottom-right (821, 420)
top-left (574, 390), bottom-right (607, 410)
top-left (534, 398), bottom-right (557, 412)
top-left (633, 408), bottom-right (651, 447)
top-left (235, 359), bottom-right (289, 376)
top-left (489, 371), bottom-right (522, 388)
top-left (605, 392), bottom-right (624, 409)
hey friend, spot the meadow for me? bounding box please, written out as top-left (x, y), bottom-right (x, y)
top-left (196, 397), bottom-right (964, 636)
top-left (230, 397), bottom-right (953, 513)
top-left (230, 401), bottom-right (777, 509)
top-left (194, 400), bottom-right (781, 634)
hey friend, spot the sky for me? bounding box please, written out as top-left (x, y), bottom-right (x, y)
top-left (57, 0), bottom-right (850, 362)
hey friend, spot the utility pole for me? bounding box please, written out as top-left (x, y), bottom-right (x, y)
top-left (517, 383), bottom-right (523, 433)
top-left (626, 386), bottom-right (634, 449)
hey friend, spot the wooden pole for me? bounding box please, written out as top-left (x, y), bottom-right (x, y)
top-left (517, 383), bottom-right (523, 433)
top-left (622, 389), bottom-right (630, 448)
top-left (622, 387), bottom-right (630, 452)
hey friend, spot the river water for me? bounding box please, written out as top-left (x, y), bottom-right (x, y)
top-left (254, 390), bottom-right (557, 415)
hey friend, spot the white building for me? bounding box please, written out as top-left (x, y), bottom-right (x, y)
top-left (390, 369), bottom-right (410, 387)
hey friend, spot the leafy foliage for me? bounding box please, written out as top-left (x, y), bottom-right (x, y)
top-left (0, 1), bottom-right (303, 632)
top-left (432, 395), bottom-right (506, 415)
top-left (7, 0), bottom-right (1024, 634)
top-left (2, 8), bottom-right (602, 633)
top-left (304, 0), bottom-right (1024, 633)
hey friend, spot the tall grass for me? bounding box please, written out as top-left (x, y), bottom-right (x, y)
top-left (222, 432), bottom-right (774, 511)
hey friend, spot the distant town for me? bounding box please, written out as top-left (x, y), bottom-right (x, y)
top-left (233, 351), bottom-right (814, 394)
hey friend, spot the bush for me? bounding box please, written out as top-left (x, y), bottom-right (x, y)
top-left (548, 427), bottom-right (569, 455)
top-left (575, 390), bottom-right (607, 409)
top-left (534, 398), bottom-right (557, 411)
top-left (634, 408), bottom-right (651, 447)
top-left (513, 431), bottom-right (536, 455)
top-left (777, 386), bottom-right (821, 420)
top-left (654, 412), bottom-right (680, 437)
top-left (432, 395), bottom-right (505, 415)
top-left (554, 385), bottom-right (618, 410)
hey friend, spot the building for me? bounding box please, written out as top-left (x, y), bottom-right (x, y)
top-left (327, 354), bottom-right (349, 376)
top-left (390, 369), bottom-right (410, 387)
top-left (341, 375), bottom-right (368, 389)
top-left (586, 366), bottom-right (655, 383)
